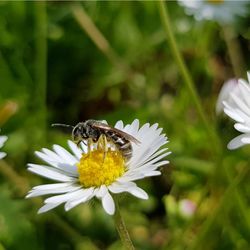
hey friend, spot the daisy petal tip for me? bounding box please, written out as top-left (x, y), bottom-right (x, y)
top-left (34, 151), bottom-right (40, 156)
top-left (27, 163), bottom-right (34, 167)
top-left (37, 207), bottom-right (47, 214)
top-left (227, 142), bottom-right (239, 150)
top-left (105, 207), bottom-right (115, 215)
top-left (139, 192), bottom-right (148, 200)
top-left (129, 187), bottom-right (148, 200)
top-left (64, 203), bottom-right (72, 212)
top-left (102, 193), bottom-right (115, 215)
top-left (0, 152), bottom-right (7, 158)
top-left (25, 193), bottom-right (31, 199)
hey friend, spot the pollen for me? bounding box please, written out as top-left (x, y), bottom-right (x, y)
top-left (77, 147), bottom-right (126, 188)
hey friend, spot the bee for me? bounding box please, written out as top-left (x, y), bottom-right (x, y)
top-left (52, 120), bottom-right (140, 161)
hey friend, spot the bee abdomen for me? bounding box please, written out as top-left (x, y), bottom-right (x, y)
top-left (116, 140), bottom-right (132, 160)
top-left (104, 131), bottom-right (133, 160)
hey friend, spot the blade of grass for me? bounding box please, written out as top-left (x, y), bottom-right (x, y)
top-left (71, 3), bottom-right (129, 74)
top-left (157, 0), bottom-right (221, 157)
top-left (188, 166), bottom-right (249, 250)
top-left (34, 1), bottom-right (47, 145)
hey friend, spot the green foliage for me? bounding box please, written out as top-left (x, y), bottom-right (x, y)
top-left (0, 1), bottom-right (250, 250)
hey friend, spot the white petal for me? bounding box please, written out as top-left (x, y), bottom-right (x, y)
top-left (241, 135), bottom-right (250, 144)
top-left (27, 164), bottom-right (76, 182)
top-left (53, 145), bottom-right (78, 165)
top-left (101, 192), bottom-right (115, 215)
top-left (35, 150), bottom-right (60, 166)
top-left (227, 134), bottom-right (248, 149)
top-left (0, 135), bottom-right (7, 147)
top-left (44, 189), bottom-right (86, 204)
top-left (67, 140), bottom-right (82, 159)
top-left (123, 119), bottom-right (140, 135)
top-left (145, 148), bottom-right (169, 164)
top-left (64, 187), bottom-right (95, 211)
top-left (95, 185), bottom-right (108, 198)
top-left (35, 151), bottom-right (78, 175)
top-left (136, 125), bottom-right (165, 149)
top-left (223, 104), bottom-right (245, 123)
top-left (117, 173), bottom-right (145, 182)
top-left (127, 186), bottom-right (148, 199)
top-left (234, 123), bottom-right (250, 133)
top-left (108, 181), bottom-right (136, 193)
top-left (26, 184), bottom-right (80, 198)
top-left (40, 148), bottom-right (62, 162)
top-left (135, 123), bottom-right (150, 138)
top-left (130, 119), bottom-right (140, 136)
top-left (143, 170), bottom-right (162, 177)
top-left (134, 152), bottom-right (170, 171)
top-left (109, 182), bottom-right (148, 199)
top-left (136, 158), bottom-right (170, 172)
top-left (0, 152), bottom-right (7, 159)
top-left (238, 81), bottom-right (250, 107)
top-left (216, 78), bottom-right (237, 114)
top-left (114, 120), bottom-right (124, 130)
top-left (32, 182), bottom-right (75, 191)
top-left (131, 135), bottom-right (167, 168)
top-left (38, 203), bottom-right (61, 214)
top-left (231, 92), bottom-right (250, 117)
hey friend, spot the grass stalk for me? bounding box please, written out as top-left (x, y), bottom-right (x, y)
top-left (34, 1), bottom-right (47, 144)
top-left (157, 0), bottom-right (221, 156)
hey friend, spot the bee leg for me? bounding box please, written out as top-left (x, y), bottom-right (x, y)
top-left (99, 134), bottom-right (108, 164)
top-left (77, 140), bottom-right (87, 148)
top-left (77, 141), bottom-right (81, 147)
top-left (87, 138), bottom-right (93, 152)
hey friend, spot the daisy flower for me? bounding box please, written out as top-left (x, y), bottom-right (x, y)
top-left (26, 119), bottom-right (170, 215)
top-left (178, 0), bottom-right (248, 24)
top-left (216, 78), bottom-right (238, 114)
top-left (0, 131), bottom-right (8, 159)
top-left (223, 72), bottom-right (250, 149)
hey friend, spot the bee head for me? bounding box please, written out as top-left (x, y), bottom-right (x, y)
top-left (72, 123), bottom-right (88, 142)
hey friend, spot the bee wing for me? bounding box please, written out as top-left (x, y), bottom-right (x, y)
top-left (92, 121), bottom-right (141, 144)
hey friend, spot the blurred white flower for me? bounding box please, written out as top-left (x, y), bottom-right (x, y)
top-left (26, 119), bottom-right (170, 215)
top-left (223, 72), bottom-right (250, 149)
top-left (178, 0), bottom-right (248, 24)
top-left (0, 131), bottom-right (7, 159)
top-left (216, 78), bottom-right (238, 114)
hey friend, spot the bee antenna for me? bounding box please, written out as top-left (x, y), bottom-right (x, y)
top-left (51, 123), bottom-right (74, 129)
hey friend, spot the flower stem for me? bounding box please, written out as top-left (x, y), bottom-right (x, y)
top-left (157, 0), bottom-right (221, 156)
top-left (113, 197), bottom-right (135, 250)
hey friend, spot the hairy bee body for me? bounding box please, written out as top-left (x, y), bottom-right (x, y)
top-left (72, 120), bottom-right (140, 161)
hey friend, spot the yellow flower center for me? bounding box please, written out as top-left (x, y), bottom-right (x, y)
top-left (207, 0), bottom-right (224, 4)
top-left (77, 146), bottom-right (126, 188)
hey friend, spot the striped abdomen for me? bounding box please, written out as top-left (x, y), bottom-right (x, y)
top-left (104, 130), bottom-right (133, 160)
